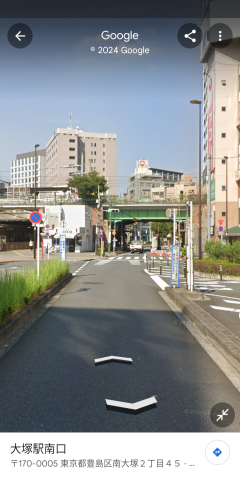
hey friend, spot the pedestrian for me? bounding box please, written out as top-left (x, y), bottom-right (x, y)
top-left (29, 239), bottom-right (33, 251)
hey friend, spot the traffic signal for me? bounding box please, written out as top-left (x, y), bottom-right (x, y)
top-left (108, 209), bottom-right (120, 213)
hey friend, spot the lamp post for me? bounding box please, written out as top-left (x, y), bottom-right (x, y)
top-left (33, 144), bottom-right (40, 259)
top-left (224, 156), bottom-right (228, 233)
top-left (190, 100), bottom-right (202, 259)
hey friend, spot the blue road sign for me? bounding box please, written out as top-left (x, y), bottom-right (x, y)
top-left (45, 232), bottom-right (49, 237)
top-left (46, 224), bottom-right (50, 229)
top-left (219, 226), bottom-right (223, 232)
top-left (29, 211), bottom-right (42, 224)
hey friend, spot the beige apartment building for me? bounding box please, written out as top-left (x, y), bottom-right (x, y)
top-left (201, 18), bottom-right (240, 240)
top-left (46, 128), bottom-right (117, 195)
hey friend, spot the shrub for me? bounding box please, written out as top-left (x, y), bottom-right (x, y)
top-left (0, 260), bottom-right (69, 324)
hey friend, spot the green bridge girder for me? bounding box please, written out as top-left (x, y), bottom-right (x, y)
top-left (104, 208), bottom-right (186, 222)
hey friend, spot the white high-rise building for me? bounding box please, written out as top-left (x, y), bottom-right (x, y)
top-left (10, 149), bottom-right (46, 189)
top-left (200, 16), bottom-right (240, 239)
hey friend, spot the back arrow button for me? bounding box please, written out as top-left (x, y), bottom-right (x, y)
top-left (8, 23), bottom-right (33, 49)
top-left (15, 31), bottom-right (26, 42)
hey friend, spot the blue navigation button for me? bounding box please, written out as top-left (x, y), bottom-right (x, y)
top-left (213, 448), bottom-right (222, 457)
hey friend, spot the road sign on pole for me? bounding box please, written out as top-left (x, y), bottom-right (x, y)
top-left (218, 220), bottom-right (223, 225)
top-left (171, 245), bottom-right (180, 288)
top-left (219, 226), bottom-right (223, 232)
top-left (29, 211), bottom-right (42, 224)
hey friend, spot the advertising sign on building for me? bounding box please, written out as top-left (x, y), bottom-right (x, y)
top-left (208, 73), bottom-right (214, 172)
top-left (210, 179), bottom-right (215, 201)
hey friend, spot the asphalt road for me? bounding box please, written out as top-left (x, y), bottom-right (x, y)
top-left (0, 253), bottom-right (240, 432)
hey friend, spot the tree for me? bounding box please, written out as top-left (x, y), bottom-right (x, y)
top-left (151, 221), bottom-right (173, 239)
top-left (68, 171), bottom-right (109, 205)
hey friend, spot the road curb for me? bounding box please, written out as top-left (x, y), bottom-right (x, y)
top-left (0, 273), bottom-right (72, 346)
top-left (164, 286), bottom-right (240, 373)
top-left (194, 271), bottom-right (240, 281)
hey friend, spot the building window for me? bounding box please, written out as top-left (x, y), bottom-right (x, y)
top-left (221, 133), bottom-right (226, 138)
top-left (103, 160), bottom-right (105, 164)
top-left (94, 151), bottom-right (96, 155)
top-left (91, 151), bottom-right (93, 155)
top-left (69, 148), bottom-right (75, 151)
top-left (221, 80), bottom-right (226, 86)
top-left (91, 143), bottom-right (93, 147)
top-left (222, 185), bottom-right (226, 191)
top-left (103, 143), bottom-right (105, 147)
top-left (103, 168), bottom-right (105, 172)
top-left (103, 152), bottom-right (105, 156)
top-left (94, 159), bottom-right (97, 163)
top-left (221, 107), bottom-right (226, 111)
top-left (222, 159), bottom-right (226, 164)
top-left (222, 211), bottom-right (226, 216)
top-left (69, 156), bottom-right (75, 160)
top-left (69, 139), bottom-right (75, 143)
top-left (94, 143), bottom-right (96, 147)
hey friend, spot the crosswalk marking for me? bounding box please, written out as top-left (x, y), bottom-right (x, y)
top-left (210, 305), bottom-right (240, 313)
top-left (224, 300), bottom-right (240, 305)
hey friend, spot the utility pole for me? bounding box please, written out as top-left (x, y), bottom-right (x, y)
top-left (207, 153), bottom-right (211, 240)
top-left (33, 144), bottom-right (40, 260)
top-left (224, 156), bottom-right (228, 232)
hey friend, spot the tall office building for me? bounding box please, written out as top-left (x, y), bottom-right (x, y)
top-left (46, 128), bottom-right (117, 195)
top-left (10, 149), bottom-right (46, 188)
top-left (200, 15), bottom-right (240, 239)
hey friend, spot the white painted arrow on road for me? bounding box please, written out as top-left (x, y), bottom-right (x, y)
top-left (15, 31), bottom-right (26, 41)
top-left (95, 356), bottom-right (133, 365)
top-left (106, 396), bottom-right (157, 411)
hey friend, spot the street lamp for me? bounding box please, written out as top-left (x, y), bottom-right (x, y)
top-left (190, 100), bottom-right (202, 259)
top-left (224, 156), bottom-right (228, 233)
top-left (33, 144), bottom-right (40, 259)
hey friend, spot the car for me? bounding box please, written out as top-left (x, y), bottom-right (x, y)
top-left (130, 239), bottom-right (144, 253)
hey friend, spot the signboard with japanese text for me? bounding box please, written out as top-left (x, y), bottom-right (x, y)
top-left (60, 234), bottom-right (66, 262)
top-left (171, 245), bottom-right (180, 288)
top-left (210, 179), bottom-right (215, 201)
top-left (208, 72), bottom-right (214, 172)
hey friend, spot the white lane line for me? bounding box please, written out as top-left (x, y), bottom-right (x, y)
top-left (150, 274), bottom-right (169, 290)
top-left (125, 256), bottom-right (131, 259)
top-left (117, 257), bottom-right (123, 260)
top-left (204, 293), bottom-right (240, 300)
top-left (134, 256), bottom-right (139, 259)
top-left (109, 257), bottom-right (115, 259)
top-left (196, 287), bottom-right (233, 291)
top-left (72, 273), bottom-right (77, 276)
top-left (224, 300), bottom-right (240, 305)
top-left (210, 305), bottom-right (240, 313)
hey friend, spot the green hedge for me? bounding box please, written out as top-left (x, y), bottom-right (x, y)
top-left (194, 258), bottom-right (240, 276)
top-left (0, 260), bottom-right (69, 324)
top-left (204, 240), bottom-right (240, 263)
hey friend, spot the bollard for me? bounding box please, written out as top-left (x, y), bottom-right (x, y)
top-left (184, 261), bottom-right (186, 278)
top-left (149, 261), bottom-right (151, 272)
top-left (220, 264), bottom-right (222, 281)
top-left (160, 264), bottom-right (162, 276)
top-left (152, 258), bottom-right (154, 268)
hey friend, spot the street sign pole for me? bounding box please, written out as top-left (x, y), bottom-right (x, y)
top-left (37, 224), bottom-right (40, 279)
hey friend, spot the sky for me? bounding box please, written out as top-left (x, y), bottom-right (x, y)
top-left (0, 18), bottom-right (203, 194)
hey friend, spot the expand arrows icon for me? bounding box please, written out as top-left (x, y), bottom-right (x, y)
top-left (106, 396), bottom-right (157, 414)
